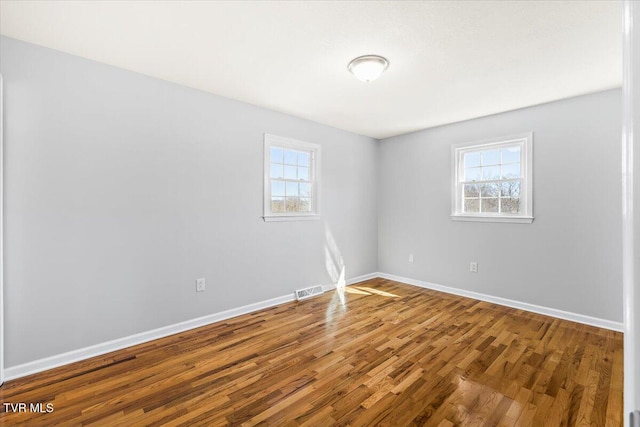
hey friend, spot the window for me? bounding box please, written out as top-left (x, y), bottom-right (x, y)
top-left (452, 133), bottom-right (533, 223)
top-left (263, 134), bottom-right (320, 221)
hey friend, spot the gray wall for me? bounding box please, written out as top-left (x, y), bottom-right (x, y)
top-left (0, 37), bottom-right (378, 367)
top-left (0, 35), bottom-right (624, 370)
top-left (378, 89), bottom-right (622, 323)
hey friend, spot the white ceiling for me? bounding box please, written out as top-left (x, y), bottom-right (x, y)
top-left (0, 0), bottom-right (622, 139)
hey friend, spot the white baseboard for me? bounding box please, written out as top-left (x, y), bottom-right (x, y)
top-left (322, 272), bottom-right (379, 292)
top-left (377, 272), bottom-right (624, 332)
top-left (4, 273), bottom-right (378, 382)
top-left (5, 271), bottom-right (621, 381)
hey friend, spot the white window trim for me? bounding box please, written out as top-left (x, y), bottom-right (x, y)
top-left (263, 133), bottom-right (321, 222)
top-left (451, 132), bottom-right (533, 224)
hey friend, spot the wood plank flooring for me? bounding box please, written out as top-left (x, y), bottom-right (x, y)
top-left (0, 278), bottom-right (623, 426)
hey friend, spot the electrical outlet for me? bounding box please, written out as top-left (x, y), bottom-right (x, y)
top-left (408, 253), bottom-right (414, 263)
top-left (196, 278), bottom-right (206, 292)
top-left (470, 262), bottom-right (478, 273)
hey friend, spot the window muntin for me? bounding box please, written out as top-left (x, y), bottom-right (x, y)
top-left (452, 133), bottom-right (533, 223)
top-left (264, 134), bottom-right (320, 221)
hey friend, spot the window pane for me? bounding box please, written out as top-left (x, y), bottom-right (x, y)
top-left (502, 146), bottom-right (520, 164)
top-left (298, 166), bottom-right (309, 181)
top-left (271, 197), bottom-right (285, 213)
top-left (501, 197), bottom-right (521, 213)
top-left (480, 183), bottom-right (499, 197)
top-left (265, 136), bottom-right (319, 218)
top-left (270, 147), bottom-right (284, 163)
top-left (481, 198), bottom-right (499, 213)
top-left (464, 199), bottom-right (479, 213)
top-left (482, 150), bottom-right (500, 166)
top-left (284, 150), bottom-right (297, 165)
top-left (298, 152), bottom-right (310, 167)
top-left (284, 165), bottom-right (297, 180)
top-left (285, 196), bottom-right (299, 212)
top-left (482, 166), bottom-right (500, 180)
top-left (464, 167), bottom-right (482, 181)
top-left (271, 180), bottom-right (285, 196)
top-left (285, 181), bottom-right (299, 197)
top-left (270, 163), bottom-right (283, 179)
top-left (464, 152), bottom-right (481, 168)
top-left (501, 163), bottom-right (521, 179)
top-left (299, 198), bottom-right (311, 212)
top-left (299, 182), bottom-right (311, 197)
top-left (500, 181), bottom-right (520, 197)
top-left (464, 184), bottom-right (479, 197)
top-left (452, 136), bottom-right (531, 220)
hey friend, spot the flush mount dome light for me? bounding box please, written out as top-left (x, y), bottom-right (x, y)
top-left (348, 55), bottom-right (389, 82)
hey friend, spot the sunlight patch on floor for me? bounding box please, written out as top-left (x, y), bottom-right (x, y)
top-left (353, 286), bottom-right (399, 298)
top-left (345, 287), bottom-right (373, 296)
top-left (343, 286), bottom-right (400, 298)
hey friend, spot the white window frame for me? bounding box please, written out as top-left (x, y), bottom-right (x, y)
top-left (451, 132), bottom-right (533, 224)
top-left (263, 133), bottom-right (321, 222)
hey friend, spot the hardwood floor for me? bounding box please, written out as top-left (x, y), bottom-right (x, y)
top-left (0, 278), bottom-right (623, 426)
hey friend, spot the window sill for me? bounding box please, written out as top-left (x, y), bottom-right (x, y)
top-left (263, 214), bottom-right (321, 222)
top-left (451, 214), bottom-right (533, 224)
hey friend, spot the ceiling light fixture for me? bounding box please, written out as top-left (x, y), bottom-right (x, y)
top-left (348, 55), bottom-right (389, 82)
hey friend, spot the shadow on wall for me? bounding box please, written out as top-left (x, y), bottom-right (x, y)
top-left (324, 223), bottom-right (347, 323)
top-left (324, 223), bottom-right (346, 295)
